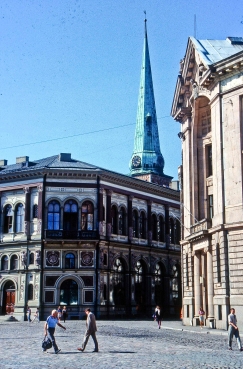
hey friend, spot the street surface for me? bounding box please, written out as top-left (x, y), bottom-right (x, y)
top-left (0, 318), bottom-right (242, 369)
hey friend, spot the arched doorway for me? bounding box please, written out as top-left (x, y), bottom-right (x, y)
top-left (60, 279), bottom-right (78, 306)
top-left (2, 280), bottom-right (16, 315)
top-left (134, 259), bottom-right (147, 314)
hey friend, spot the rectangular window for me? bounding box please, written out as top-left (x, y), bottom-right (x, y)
top-left (45, 291), bottom-right (54, 303)
top-left (218, 305), bottom-right (222, 320)
top-left (186, 305), bottom-right (190, 318)
top-left (185, 254), bottom-right (189, 287)
top-left (208, 195), bottom-right (214, 219)
top-left (84, 290), bottom-right (93, 303)
top-left (206, 144), bottom-right (212, 177)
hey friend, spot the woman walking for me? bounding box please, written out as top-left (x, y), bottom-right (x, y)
top-left (199, 307), bottom-right (205, 329)
top-left (62, 306), bottom-right (68, 323)
top-left (155, 306), bottom-right (162, 329)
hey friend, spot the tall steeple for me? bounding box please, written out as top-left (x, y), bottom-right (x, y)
top-left (129, 17), bottom-right (172, 186)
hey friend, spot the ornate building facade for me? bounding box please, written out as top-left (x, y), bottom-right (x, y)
top-left (0, 153), bottom-right (180, 320)
top-left (171, 36), bottom-right (243, 329)
top-left (0, 20), bottom-right (180, 320)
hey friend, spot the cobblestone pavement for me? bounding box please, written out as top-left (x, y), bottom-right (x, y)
top-left (0, 319), bottom-right (243, 369)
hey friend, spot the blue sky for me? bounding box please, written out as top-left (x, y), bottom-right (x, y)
top-left (0, 0), bottom-right (243, 180)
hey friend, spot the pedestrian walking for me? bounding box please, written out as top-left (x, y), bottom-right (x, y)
top-left (27, 305), bottom-right (31, 323)
top-left (57, 306), bottom-right (62, 322)
top-left (77, 308), bottom-right (98, 353)
top-left (198, 307), bottom-right (205, 329)
top-left (154, 306), bottom-right (162, 329)
top-left (62, 306), bottom-right (68, 323)
top-left (228, 307), bottom-right (243, 351)
top-left (44, 309), bottom-right (66, 354)
top-left (32, 308), bottom-right (40, 323)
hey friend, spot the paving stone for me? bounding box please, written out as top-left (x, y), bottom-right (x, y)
top-left (0, 320), bottom-right (243, 368)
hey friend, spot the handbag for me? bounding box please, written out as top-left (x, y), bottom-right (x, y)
top-left (42, 336), bottom-right (53, 350)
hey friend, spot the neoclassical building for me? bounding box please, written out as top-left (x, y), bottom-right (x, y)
top-left (0, 20), bottom-right (181, 321)
top-left (171, 36), bottom-right (243, 329)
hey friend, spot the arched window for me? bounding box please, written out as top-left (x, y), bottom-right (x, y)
top-left (135, 260), bottom-right (146, 311)
top-left (60, 279), bottom-right (78, 305)
top-left (33, 204), bottom-right (38, 219)
top-left (132, 210), bottom-right (139, 238)
top-left (81, 201), bottom-right (94, 231)
top-left (16, 203), bottom-right (24, 233)
top-left (65, 253), bottom-right (75, 269)
top-left (4, 205), bottom-right (13, 233)
top-left (2, 255), bottom-right (9, 270)
top-left (139, 211), bottom-right (146, 239)
top-left (118, 207), bottom-right (126, 235)
top-left (158, 215), bottom-right (165, 242)
top-left (10, 254), bottom-right (18, 270)
top-left (113, 258), bottom-right (126, 305)
top-left (28, 284), bottom-right (34, 300)
top-left (47, 200), bottom-right (60, 230)
top-left (170, 218), bottom-right (175, 244)
top-left (64, 200), bottom-right (78, 231)
top-left (29, 253), bottom-right (34, 265)
top-left (151, 214), bottom-right (158, 241)
top-left (111, 205), bottom-right (118, 234)
top-left (154, 262), bottom-right (166, 307)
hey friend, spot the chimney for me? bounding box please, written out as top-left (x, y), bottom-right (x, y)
top-left (16, 156), bottom-right (29, 164)
top-left (0, 159), bottom-right (8, 166)
top-left (59, 153), bottom-right (72, 162)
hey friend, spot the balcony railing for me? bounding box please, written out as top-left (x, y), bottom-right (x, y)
top-left (45, 230), bottom-right (98, 240)
top-left (190, 219), bottom-right (212, 234)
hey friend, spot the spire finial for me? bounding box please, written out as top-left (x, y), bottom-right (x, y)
top-left (144, 10), bottom-right (147, 34)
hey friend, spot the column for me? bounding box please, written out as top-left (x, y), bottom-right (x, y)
top-left (206, 246), bottom-right (214, 318)
top-left (193, 251), bottom-right (200, 321)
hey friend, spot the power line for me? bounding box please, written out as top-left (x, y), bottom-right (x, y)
top-left (0, 115), bottom-right (171, 151)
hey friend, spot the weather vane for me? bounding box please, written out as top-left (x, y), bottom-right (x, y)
top-left (144, 10), bottom-right (147, 22)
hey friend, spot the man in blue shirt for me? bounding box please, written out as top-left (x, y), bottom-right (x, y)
top-left (44, 309), bottom-right (66, 354)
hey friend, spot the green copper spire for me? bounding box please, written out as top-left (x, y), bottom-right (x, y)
top-left (129, 18), bottom-right (165, 177)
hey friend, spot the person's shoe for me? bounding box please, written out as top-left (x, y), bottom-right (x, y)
top-left (239, 348), bottom-right (243, 351)
top-left (92, 350), bottom-right (99, 352)
top-left (77, 347), bottom-right (84, 352)
top-left (55, 349), bottom-right (61, 354)
top-left (228, 347), bottom-right (232, 350)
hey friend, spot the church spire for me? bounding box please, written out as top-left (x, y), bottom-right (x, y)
top-left (129, 18), bottom-right (172, 186)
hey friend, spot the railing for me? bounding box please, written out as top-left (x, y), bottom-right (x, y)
top-left (45, 230), bottom-right (98, 240)
top-left (190, 219), bottom-right (211, 234)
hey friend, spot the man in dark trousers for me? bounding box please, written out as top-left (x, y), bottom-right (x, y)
top-left (44, 309), bottom-right (66, 354)
top-left (228, 307), bottom-right (243, 351)
top-left (77, 308), bottom-right (98, 352)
